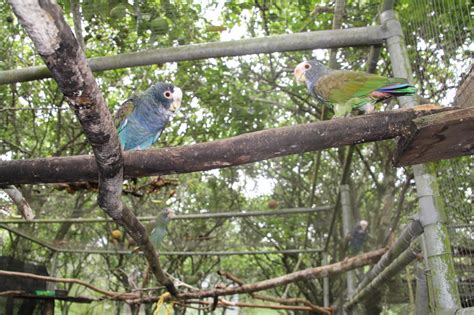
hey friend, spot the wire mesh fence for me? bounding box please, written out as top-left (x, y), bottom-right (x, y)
top-left (401, 0), bottom-right (472, 106)
top-left (436, 156), bottom-right (474, 307)
top-left (401, 0), bottom-right (473, 308)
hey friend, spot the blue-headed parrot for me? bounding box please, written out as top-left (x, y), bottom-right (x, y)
top-left (294, 59), bottom-right (417, 117)
top-left (114, 82), bottom-right (182, 150)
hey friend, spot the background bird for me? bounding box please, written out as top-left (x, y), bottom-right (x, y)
top-left (347, 220), bottom-right (369, 255)
top-left (114, 82), bottom-right (182, 150)
top-left (294, 59), bottom-right (416, 117)
top-left (149, 208), bottom-right (175, 249)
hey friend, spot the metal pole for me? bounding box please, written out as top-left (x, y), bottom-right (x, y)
top-left (415, 262), bottom-right (429, 315)
top-left (47, 251), bottom-right (58, 290)
top-left (380, 9), bottom-right (461, 311)
top-left (345, 220), bottom-right (423, 310)
top-left (341, 184), bottom-right (356, 315)
top-left (355, 220), bottom-right (423, 292)
top-left (56, 248), bottom-right (324, 256)
top-left (0, 25), bottom-right (389, 85)
top-left (0, 206), bottom-right (332, 224)
top-left (323, 252), bottom-right (330, 308)
top-left (344, 242), bottom-right (421, 308)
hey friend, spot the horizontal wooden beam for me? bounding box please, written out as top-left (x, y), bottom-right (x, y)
top-left (0, 107), bottom-right (450, 185)
top-left (0, 25), bottom-right (388, 85)
top-left (394, 107), bottom-right (474, 166)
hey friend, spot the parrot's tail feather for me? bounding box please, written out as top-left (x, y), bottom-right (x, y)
top-left (377, 83), bottom-right (417, 96)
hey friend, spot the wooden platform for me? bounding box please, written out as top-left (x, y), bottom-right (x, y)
top-left (394, 106), bottom-right (474, 166)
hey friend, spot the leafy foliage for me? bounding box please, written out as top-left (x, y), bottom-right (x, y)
top-left (0, 0), bottom-right (471, 314)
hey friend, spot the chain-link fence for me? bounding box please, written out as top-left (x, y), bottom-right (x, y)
top-left (400, 0), bottom-right (472, 308)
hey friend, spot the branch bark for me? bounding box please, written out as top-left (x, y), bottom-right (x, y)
top-left (7, 0), bottom-right (176, 295)
top-left (1, 185), bottom-right (34, 220)
top-left (0, 107), bottom-right (450, 186)
top-left (175, 248), bottom-right (386, 299)
top-left (218, 271), bottom-right (331, 315)
top-left (0, 269), bottom-right (134, 299)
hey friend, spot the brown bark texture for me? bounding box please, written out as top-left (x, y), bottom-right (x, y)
top-left (0, 108), bottom-right (451, 186)
top-left (7, 0), bottom-right (176, 294)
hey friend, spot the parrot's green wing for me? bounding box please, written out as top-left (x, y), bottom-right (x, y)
top-left (114, 99), bottom-right (135, 132)
top-left (315, 70), bottom-right (408, 104)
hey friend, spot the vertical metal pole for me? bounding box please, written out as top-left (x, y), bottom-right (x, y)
top-left (380, 9), bottom-right (461, 311)
top-left (323, 252), bottom-right (330, 308)
top-left (341, 184), bottom-right (357, 315)
top-left (47, 251), bottom-right (58, 290)
top-left (415, 262), bottom-right (430, 315)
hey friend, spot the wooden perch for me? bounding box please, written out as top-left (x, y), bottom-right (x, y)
top-left (182, 300), bottom-right (318, 312)
top-left (218, 271), bottom-right (331, 314)
top-left (0, 269), bottom-right (133, 299)
top-left (0, 107), bottom-right (450, 186)
top-left (175, 248), bottom-right (386, 299)
top-left (394, 106), bottom-right (474, 165)
top-left (7, 0), bottom-right (176, 295)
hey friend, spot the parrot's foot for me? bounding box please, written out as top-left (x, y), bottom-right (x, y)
top-left (363, 103), bottom-right (375, 113)
top-left (333, 104), bottom-right (353, 118)
top-left (414, 104), bottom-right (442, 111)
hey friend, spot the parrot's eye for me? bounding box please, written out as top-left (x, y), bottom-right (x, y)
top-left (304, 64), bottom-right (311, 69)
top-left (163, 91), bottom-right (173, 99)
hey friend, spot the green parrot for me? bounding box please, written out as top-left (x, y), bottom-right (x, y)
top-left (294, 59), bottom-right (417, 117)
top-left (149, 208), bottom-right (175, 249)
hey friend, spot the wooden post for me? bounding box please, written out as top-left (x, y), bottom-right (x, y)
top-left (341, 184), bottom-right (356, 315)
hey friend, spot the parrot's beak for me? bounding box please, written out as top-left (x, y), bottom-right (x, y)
top-left (170, 87), bottom-right (182, 113)
top-left (293, 62), bottom-right (307, 83)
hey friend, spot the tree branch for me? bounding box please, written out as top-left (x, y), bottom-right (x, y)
top-left (0, 107), bottom-right (450, 186)
top-left (219, 271), bottom-right (331, 315)
top-left (1, 185), bottom-right (34, 220)
top-left (0, 269), bottom-right (134, 299)
top-left (175, 248), bottom-right (386, 299)
top-left (7, 0), bottom-right (176, 295)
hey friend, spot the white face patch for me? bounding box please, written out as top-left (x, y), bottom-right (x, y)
top-left (170, 87), bottom-right (182, 112)
top-left (360, 220), bottom-right (369, 230)
top-left (293, 62), bottom-right (308, 83)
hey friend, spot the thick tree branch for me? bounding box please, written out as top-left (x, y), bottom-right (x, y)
top-left (0, 107), bottom-right (450, 186)
top-left (7, 0), bottom-right (176, 294)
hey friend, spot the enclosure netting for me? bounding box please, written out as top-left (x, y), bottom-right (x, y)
top-left (400, 0), bottom-right (473, 308)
